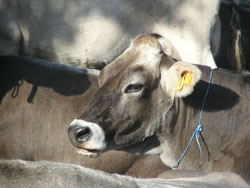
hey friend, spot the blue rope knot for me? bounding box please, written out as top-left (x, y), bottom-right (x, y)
top-left (174, 69), bottom-right (213, 168)
top-left (197, 124), bottom-right (203, 132)
top-left (195, 124), bottom-right (203, 157)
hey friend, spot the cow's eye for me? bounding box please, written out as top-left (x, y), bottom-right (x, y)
top-left (124, 83), bottom-right (144, 93)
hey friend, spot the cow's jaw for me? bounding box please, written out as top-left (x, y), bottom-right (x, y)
top-left (68, 119), bottom-right (107, 157)
top-left (116, 135), bottom-right (161, 155)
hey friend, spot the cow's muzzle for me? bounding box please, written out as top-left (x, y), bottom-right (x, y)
top-left (68, 119), bottom-right (107, 157)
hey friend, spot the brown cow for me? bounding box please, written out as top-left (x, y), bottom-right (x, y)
top-left (0, 55), bottom-right (169, 177)
top-left (68, 35), bottom-right (250, 183)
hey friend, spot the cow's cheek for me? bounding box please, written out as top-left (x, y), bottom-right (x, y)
top-left (113, 94), bottom-right (137, 121)
top-left (100, 94), bottom-right (125, 139)
top-left (109, 95), bottom-right (141, 132)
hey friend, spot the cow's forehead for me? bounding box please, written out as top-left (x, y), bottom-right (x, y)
top-left (99, 35), bottom-right (162, 87)
top-left (132, 35), bottom-right (162, 51)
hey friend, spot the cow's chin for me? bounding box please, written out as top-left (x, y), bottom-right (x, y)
top-left (116, 135), bottom-right (160, 155)
top-left (76, 148), bottom-right (100, 158)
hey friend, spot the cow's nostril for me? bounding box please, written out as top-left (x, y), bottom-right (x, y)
top-left (75, 127), bottom-right (91, 143)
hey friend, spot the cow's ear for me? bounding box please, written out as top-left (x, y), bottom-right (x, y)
top-left (151, 33), bottom-right (182, 61)
top-left (161, 61), bottom-right (201, 101)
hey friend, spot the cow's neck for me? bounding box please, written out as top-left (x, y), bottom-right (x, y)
top-left (160, 66), bottom-right (233, 169)
top-left (158, 66), bottom-right (250, 182)
top-left (165, 65), bottom-right (250, 171)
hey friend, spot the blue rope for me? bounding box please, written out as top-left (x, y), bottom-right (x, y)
top-left (174, 69), bottom-right (213, 168)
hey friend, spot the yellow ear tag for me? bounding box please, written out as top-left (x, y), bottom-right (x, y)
top-left (184, 72), bottom-right (192, 85)
top-left (177, 72), bottom-right (192, 91)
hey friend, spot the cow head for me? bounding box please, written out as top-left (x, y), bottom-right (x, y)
top-left (68, 35), bottom-right (201, 158)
